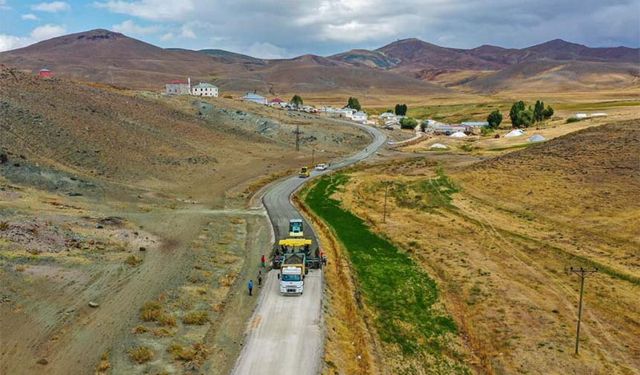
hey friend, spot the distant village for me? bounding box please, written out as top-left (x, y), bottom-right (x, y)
top-left (163, 77), bottom-right (606, 139)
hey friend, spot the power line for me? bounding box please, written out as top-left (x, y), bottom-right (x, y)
top-left (566, 266), bottom-right (598, 355)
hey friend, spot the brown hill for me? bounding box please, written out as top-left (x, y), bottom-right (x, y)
top-left (0, 29), bottom-right (241, 89)
top-left (0, 29), bottom-right (445, 95)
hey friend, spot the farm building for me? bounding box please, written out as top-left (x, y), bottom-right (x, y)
top-left (243, 93), bottom-right (267, 105)
top-left (38, 68), bottom-right (53, 78)
top-left (461, 121), bottom-right (489, 127)
top-left (269, 98), bottom-right (286, 107)
top-left (166, 78), bottom-right (191, 95)
top-left (191, 82), bottom-right (218, 97)
top-left (352, 111), bottom-right (368, 123)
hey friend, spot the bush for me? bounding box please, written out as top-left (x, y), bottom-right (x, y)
top-left (182, 311), bottom-right (209, 325)
top-left (566, 117), bottom-right (581, 123)
top-left (157, 313), bottom-right (177, 327)
top-left (346, 97), bottom-right (361, 111)
top-left (140, 301), bottom-right (162, 322)
top-left (128, 346), bottom-right (153, 364)
top-left (125, 255), bottom-right (142, 266)
top-left (400, 117), bottom-right (418, 129)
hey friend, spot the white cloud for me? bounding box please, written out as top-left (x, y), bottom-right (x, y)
top-left (0, 34), bottom-right (24, 52)
top-left (94, 0), bottom-right (194, 21)
top-left (160, 32), bottom-right (175, 41)
top-left (31, 1), bottom-right (70, 12)
top-left (242, 42), bottom-right (287, 59)
top-left (0, 0), bottom-right (10, 10)
top-left (0, 24), bottom-right (67, 52)
top-left (21, 13), bottom-right (40, 20)
top-left (112, 19), bottom-right (160, 35)
top-left (180, 25), bottom-right (196, 39)
top-left (30, 24), bottom-right (67, 40)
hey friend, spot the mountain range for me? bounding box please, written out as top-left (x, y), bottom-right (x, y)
top-left (0, 29), bottom-right (638, 95)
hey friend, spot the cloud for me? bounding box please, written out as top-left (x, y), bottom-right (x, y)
top-left (0, 24), bottom-right (67, 52)
top-left (30, 24), bottom-right (67, 40)
top-left (21, 13), bottom-right (40, 20)
top-left (93, 0), bottom-right (639, 55)
top-left (0, 0), bottom-right (10, 10)
top-left (112, 20), bottom-right (160, 35)
top-left (94, 0), bottom-right (194, 21)
top-left (31, 1), bottom-right (70, 12)
top-left (242, 42), bottom-right (287, 59)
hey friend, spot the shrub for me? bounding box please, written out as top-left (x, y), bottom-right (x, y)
top-left (128, 346), bottom-right (153, 364)
top-left (168, 343), bottom-right (208, 363)
top-left (96, 351), bottom-right (110, 372)
top-left (400, 117), bottom-right (418, 129)
top-left (132, 325), bottom-right (148, 334)
top-left (140, 301), bottom-right (162, 321)
top-left (486, 109), bottom-right (502, 128)
top-left (0, 221), bottom-right (9, 231)
top-left (125, 255), bottom-right (142, 266)
top-left (566, 117), bottom-right (581, 123)
top-left (182, 311), bottom-right (209, 325)
top-left (157, 313), bottom-right (177, 327)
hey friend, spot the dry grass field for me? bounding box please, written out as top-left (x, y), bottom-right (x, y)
top-left (312, 120), bottom-right (639, 374)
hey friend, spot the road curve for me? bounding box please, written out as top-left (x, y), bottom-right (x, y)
top-left (231, 122), bottom-right (386, 375)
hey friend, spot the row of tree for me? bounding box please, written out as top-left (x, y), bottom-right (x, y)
top-left (509, 100), bottom-right (554, 128)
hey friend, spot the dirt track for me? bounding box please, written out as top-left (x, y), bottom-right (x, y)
top-left (231, 121), bottom-right (386, 375)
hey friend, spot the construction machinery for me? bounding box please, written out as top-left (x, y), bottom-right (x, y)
top-left (273, 238), bottom-right (324, 271)
top-left (288, 219), bottom-right (304, 237)
top-left (299, 166), bottom-right (310, 178)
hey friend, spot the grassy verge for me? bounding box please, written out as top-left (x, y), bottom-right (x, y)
top-left (304, 174), bottom-right (467, 371)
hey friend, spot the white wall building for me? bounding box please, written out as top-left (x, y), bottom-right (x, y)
top-left (352, 111), bottom-right (368, 123)
top-left (191, 82), bottom-right (218, 97)
top-left (243, 93), bottom-right (267, 105)
top-left (166, 77), bottom-right (191, 95)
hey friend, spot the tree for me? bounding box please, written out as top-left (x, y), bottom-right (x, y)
top-left (347, 97), bottom-right (361, 111)
top-left (534, 100), bottom-right (545, 122)
top-left (509, 101), bottom-right (526, 127)
top-left (394, 104), bottom-right (407, 116)
top-left (487, 109), bottom-right (503, 128)
top-left (543, 105), bottom-right (554, 119)
top-left (400, 117), bottom-right (417, 129)
top-left (515, 108), bottom-right (534, 127)
top-left (290, 94), bottom-right (303, 108)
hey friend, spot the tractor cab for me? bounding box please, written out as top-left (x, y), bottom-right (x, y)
top-left (299, 166), bottom-right (310, 178)
top-left (288, 219), bottom-right (304, 237)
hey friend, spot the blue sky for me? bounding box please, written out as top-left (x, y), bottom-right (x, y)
top-left (1, 0), bottom-right (639, 57)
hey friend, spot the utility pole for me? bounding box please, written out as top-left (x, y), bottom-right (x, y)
top-left (567, 266), bottom-right (598, 355)
top-left (382, 182), bottom-right (390, 223)
top-left (295, 124), bottom-right (300, 152)
top-left (312, 148), bottom-right (315, 166)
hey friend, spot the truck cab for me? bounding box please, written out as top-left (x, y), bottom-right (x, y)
top-left (280, 266), bottom-right (304, 295)
top-left (288, 219), bottom-right (304, 237)
top-left (299, 166), bottom-right (310, 178)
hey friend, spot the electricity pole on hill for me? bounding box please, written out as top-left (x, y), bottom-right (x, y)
top-left (567, 266), bottom-right (598, 355)
top-left (295, 124), bottom-right (300, 152)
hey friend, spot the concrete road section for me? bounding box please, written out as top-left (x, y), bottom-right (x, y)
top-left (231, 122), bottom-right (386, 375)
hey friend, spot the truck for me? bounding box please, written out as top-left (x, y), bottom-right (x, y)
top-left (279, 253), bottom-right (306, 295)
top-left (288, 219), bottom-right (304, 237)
top-left (299, 166), bottom-right (310, 178)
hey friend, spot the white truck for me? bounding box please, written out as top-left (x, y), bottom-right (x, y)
top-left (280, 266), bottom-right (304, 295)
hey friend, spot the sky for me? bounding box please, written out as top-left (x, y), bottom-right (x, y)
top-left (1, 0), bottom-right (639, 57)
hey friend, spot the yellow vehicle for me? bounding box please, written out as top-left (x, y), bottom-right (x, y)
top-left (299, 166), bottom-right (310, 178)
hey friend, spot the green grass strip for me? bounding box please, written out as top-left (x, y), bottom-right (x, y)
top-left (304, 174), bottom-right (457, 354)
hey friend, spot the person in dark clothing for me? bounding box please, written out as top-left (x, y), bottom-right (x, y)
top-left (257, 271), bottom-right (263, 287)
top-left (248, 280), bottom-right (254, 296)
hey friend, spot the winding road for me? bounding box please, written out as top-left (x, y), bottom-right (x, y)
top-left (231, 122), bottom-right (386, 375)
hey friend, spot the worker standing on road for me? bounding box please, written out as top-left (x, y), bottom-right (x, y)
top-left (258, 270), bottom-right (263, 287)
top-left (248, 280), bottom-right (254, 296)
top-left (261, 254), bottom-right (266, 268)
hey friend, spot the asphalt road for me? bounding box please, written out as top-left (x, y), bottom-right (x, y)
top-left (231, 122), bottom-right (386, 375)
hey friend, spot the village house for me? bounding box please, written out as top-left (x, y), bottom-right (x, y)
top-left (191, 82), bottom-right (218, 97)
top-left (269, 97), bottom-right (286, 107)
top-left (243, 92), bottom-right (267, 105)
top-left (166, 78), bottom-right (191, 95)
top-left (38, 68), bottom-right (53, 78)
top-left (352, 111), bottom-right (368, 123)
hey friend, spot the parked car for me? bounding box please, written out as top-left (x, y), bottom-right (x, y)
top-left (315, 163), bottom-right (328, 171)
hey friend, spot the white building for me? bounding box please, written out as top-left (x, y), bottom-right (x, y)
top-left (352, 111), bottom-right (368, 123)
top-left (166, 77), bottom-right (191, 95)
top-left (243, 93), bottom-right (267, 105)
top-left (191, 82), bottom-right (218, 97)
